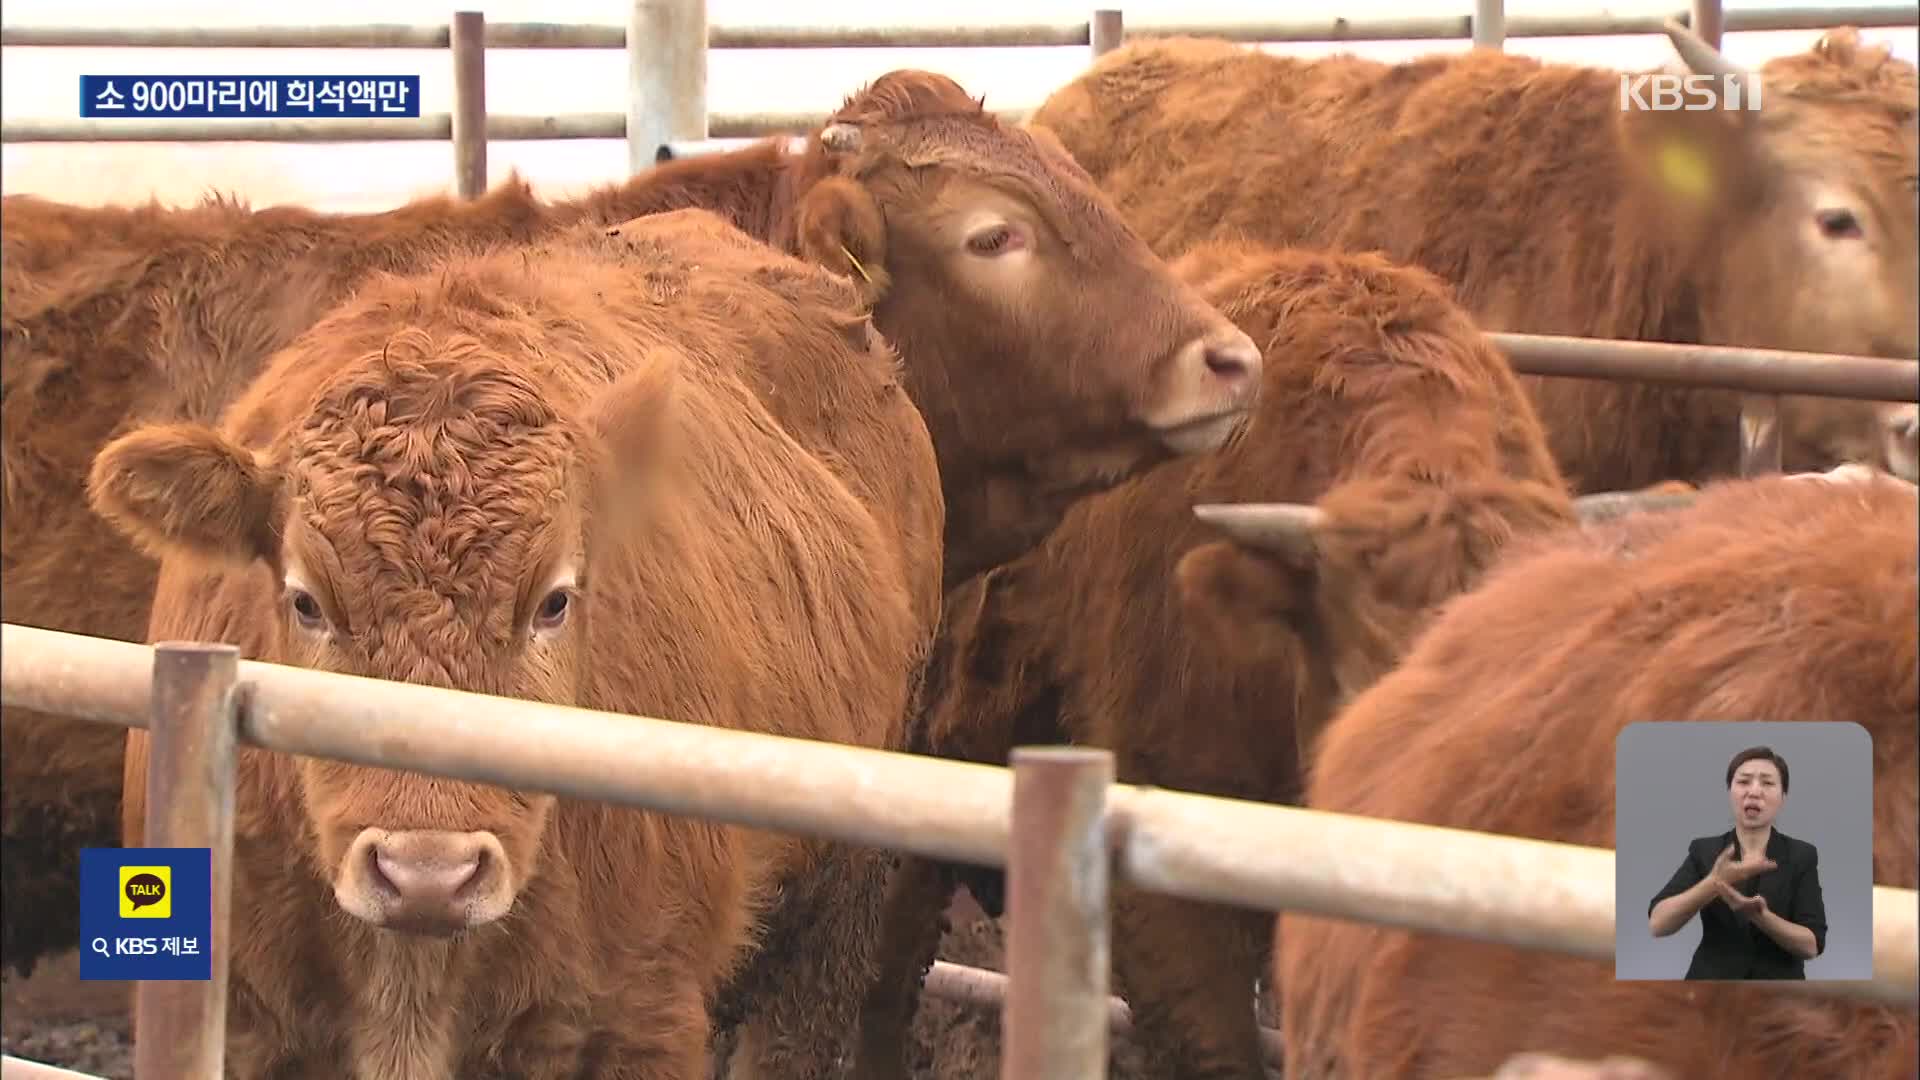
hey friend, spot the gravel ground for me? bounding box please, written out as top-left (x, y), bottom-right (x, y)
top-left (1, 953), bottom-right (133, 1079)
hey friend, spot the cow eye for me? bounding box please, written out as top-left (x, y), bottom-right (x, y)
top-left (288, 588), bottom-right (326, 631)
top-left (965, 224), bottom-right (1022, 256)
top-left (532, 588), bottom-right (572, 631)
top-left (1815, 208), bottom-right (1862, 239)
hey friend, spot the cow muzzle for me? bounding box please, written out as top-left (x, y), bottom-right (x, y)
top-left (1144, 326), bottom-right (1263, 455)
top-left (335, 828), bottom-right (514, 936)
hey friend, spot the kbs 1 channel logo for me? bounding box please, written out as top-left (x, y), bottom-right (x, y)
top-left (1618, 71), bottom-right (1764, 113)
top-left (79, 847), bottom-right (213, 980)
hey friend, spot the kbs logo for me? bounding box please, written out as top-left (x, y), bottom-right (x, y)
top-left (119, 864), bottom-right (172, 918)
top-left (1619, 72), bottom-right (1763, 112)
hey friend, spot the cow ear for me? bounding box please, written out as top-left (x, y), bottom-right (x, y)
top-left (1173, 540), bottom-right (1312, 667)
top-left (796, 175), bottom-right (891, 305)
top-left (87, 423), bottom-right (284, 569)
top-left (583, 349), bottom-right (683, 525)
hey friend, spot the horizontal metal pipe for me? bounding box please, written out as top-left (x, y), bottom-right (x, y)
top-left (1494, 333), bottom-right (1919, 402)
top-left (0, 624), bottom-right (1014, 868)
top-left (0, 1057), bottom-right (110, 1080)
top-left (3, 623), bottom-right (1913, 1005)
top-left (1109, 786), bottom-right (1920, 1007)
top-left (3, 6), bottom-right (1912, 49)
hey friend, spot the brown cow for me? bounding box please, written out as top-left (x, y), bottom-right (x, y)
top-left (1030, 22), bottom-right (1920, 492)
top-left (86, 208), bottom-right (945, 1079)
top-left (854, 240), bottom-right (1583, 1080)
top-left (1, 69), bottom-right (1260, 978)
top-left (1268, 466), bottom-right (1917, 1079)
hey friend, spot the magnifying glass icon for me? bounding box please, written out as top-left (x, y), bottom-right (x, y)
top-left (90, 937), bottom-right (110, 958)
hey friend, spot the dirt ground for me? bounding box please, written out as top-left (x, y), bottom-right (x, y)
top-left (0, 903), bottom-right (1164, 1080)
top-left (0, 951), bottom-right (133, 1078)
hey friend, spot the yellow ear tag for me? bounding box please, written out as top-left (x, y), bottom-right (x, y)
top-left (1655, 140), bottom-right (1715, 203)
top-left (838, 243), bottom-right (873, 284)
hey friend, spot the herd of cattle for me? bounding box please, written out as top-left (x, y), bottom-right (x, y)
top-left (0, 16), bottom-right (1914, 1080)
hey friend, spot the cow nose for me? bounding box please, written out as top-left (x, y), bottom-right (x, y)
top-left (1142, 324), bottom-right (1263, 453)
top-left (1199, 328), bottom-right (1261, 384)
top-left (335, 828), bottom-right (514, 935)
top-left (373, 845), bottom-right (482, 905)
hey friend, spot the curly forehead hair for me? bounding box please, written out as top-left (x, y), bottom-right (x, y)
top-left (1726, 745), bottom-right (1791, 793)
top-left (282, 334), bottom-right (584, 629)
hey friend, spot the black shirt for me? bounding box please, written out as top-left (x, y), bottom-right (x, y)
top-left (1648, 827), bottom-right (1827, 980)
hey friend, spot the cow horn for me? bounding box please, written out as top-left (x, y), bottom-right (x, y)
top-left (818, 123), bottom-right (864, 154)
top-left (1662, 16), bottom-right (1753, 81)
top-left (1192, 503), bottom-right (1323, 562)
top-left (1571, 489), bottom-right (1699, 524)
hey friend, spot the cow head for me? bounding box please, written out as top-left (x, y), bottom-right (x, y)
top-left (1175, 477), bottom-right (1578, 757)
top-left (1621, 21), bottom-right (1918, 360)
top-left (1617, 22), bottom-right (1919, 476)
top-left (87, 299), bottom-right (682, 937)
top-left (790, 71), bottom-right (1263, 580)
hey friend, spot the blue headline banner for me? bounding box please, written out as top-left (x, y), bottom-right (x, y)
top-left (80, 75), bottom-right (421, 118)
top-left (79, 846), bottom-right (213, 981)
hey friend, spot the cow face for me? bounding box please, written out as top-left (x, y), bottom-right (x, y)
top-left (1621, 23), bottom-right (1918, 361)
top-left (791, 72), bottom-right (1261, 576)
top-left (87, 337), bottom-right (679, 938)
top-left (1619, 24), bottom-right (1919, 477)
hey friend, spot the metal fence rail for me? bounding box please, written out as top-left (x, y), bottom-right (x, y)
top-left (2, 622), bottom-right (1914, 1080)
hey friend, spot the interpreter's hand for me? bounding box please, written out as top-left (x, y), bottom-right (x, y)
top-left (1709, 843), bottom-right (1775, 887)
top-left (1714, 879), bottom-right (1768, 920)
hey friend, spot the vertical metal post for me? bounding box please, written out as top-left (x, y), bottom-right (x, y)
top-left (628, 0), bottom-right (708, 175)
top-left (1691, 0), bottom-right (1725, 49)
top-left (1740, 394), bottom-right (1783, 476)
top-left (1091, 10), bottom-right (1124, 58)
top-left (135, 642), bottom-right (240, 1080)
top-left (1000, 747), bottom-right (1113, 1080)
top-left (1473, 0), bottom-right (1506, 50)
top-left (450, 11), bottom-right (488, 199)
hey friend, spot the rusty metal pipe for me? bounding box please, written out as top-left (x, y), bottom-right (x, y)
top-left (1108, 786), bottom-right (1919, 1007)
top-left (1491, 333), bottom-right (1919, 402)
top-left (135, 642), bottom-right (240, 1080)
top-left (449, 11), bottom-right (488, 199)
top-left (1089, 9), bottom-right (1123, 56)
top-left (2, 625), bottom-right (1912, 1006)
top-left (1001, 747), bottom-right (1113, 1080)
top-left (0, 626), bottom-right (1016, 869)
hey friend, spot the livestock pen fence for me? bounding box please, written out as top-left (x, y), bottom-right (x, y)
top-left (2, 4), bottom-right (1919, 1078)
top-left (5, 1), bottom-right (1920, 478)
top-left (2, 625), bottom-right (1918, 1080)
